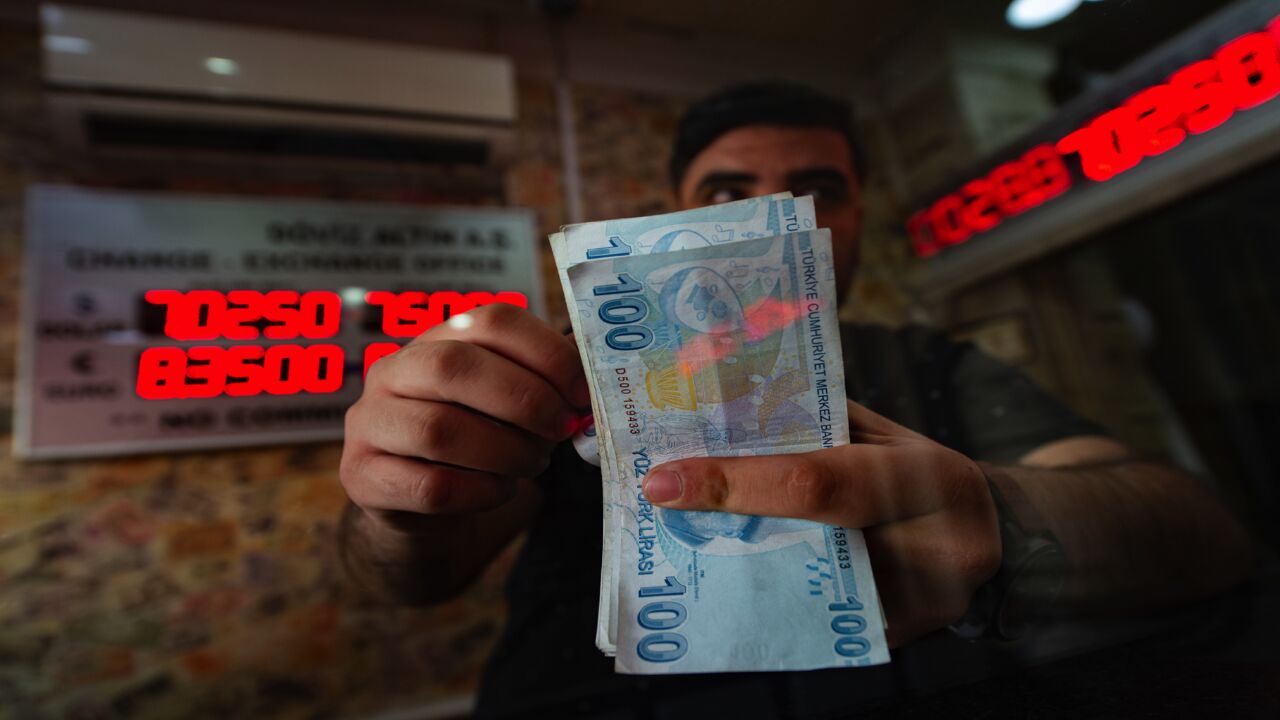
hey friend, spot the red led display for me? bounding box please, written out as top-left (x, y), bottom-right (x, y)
top-left (364, 290), bottom-right (529, 337)
top-left (144, 289), bottom-right (342, 340)
top-left (135, 290), bottom-right (530, 399)
top-left (909, 143), bottom-right (1071, 255)
top-left (909, 15), bottom-right (1280, 257)
top-left (136, 344), bottom-right (344, 400)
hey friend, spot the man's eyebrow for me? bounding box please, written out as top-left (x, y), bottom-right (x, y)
top-left (785, 168), bottom-right (850, 186)
top-left (694, 171), bottom-right (758, 191)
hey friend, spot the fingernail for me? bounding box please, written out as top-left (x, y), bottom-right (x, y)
top-left (643, 470), bottom-right (682, 504)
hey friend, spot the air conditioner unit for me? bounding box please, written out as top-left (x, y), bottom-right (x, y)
top-left (39, 3), bottom-right (517, 166)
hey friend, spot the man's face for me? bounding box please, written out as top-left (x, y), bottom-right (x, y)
top-left (676, 125), bottom-right (863, 298)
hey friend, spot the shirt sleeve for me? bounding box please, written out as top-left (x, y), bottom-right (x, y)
top-left (948, 341), bottom-right (1106, 464)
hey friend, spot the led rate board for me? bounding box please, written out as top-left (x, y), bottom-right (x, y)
top-left (908, 15), bottom-right (1280, 258)
top-left (17, 186), bottom-right (542, 458)
top-left (136, 289), bottom-right (528, 399)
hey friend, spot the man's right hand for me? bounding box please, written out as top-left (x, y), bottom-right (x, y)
top-left (340, 303), bottom-right (590, 532)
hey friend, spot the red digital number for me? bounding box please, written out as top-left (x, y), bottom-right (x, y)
top-left (145, 289), bottom-right (224, 341)
top-left (1216, 30), bottom-right (1280, 109)
top-left (256, 290), bottom-right (342, 339)
top-left (1023, 144), bottom-right (1072, 200)
top-left (144, 290), bottom-right (341, 340)
top-left (959, 179), bottom-right (999, 232)
top-left (259, 344), bottom-right (344, 395)
top-left (991, 160), bottom-right (1047, 214)
top-left (136, 346), bottom-right (190, 399)
top-left (927, 195), bottom-right (970, 247)
top-left (1126, 84), bottom-right (1187, 156)
top-left (909, 143), bottom-right (1072, 256)
top-left (1169, 59), bottom-right (1234, 134)
top-left (1057, 106), bottom-right (1146, 182)
top-left (224, 345), bottom-right (267, 397)
top-left (184, 346), bottom-right (227, 398)
top-left (365, 290), bottom-right (529, 338)
top-left (1059, 23), bottom-right (1280, 182)
top-left (136, 344), bottom-right (345, 399)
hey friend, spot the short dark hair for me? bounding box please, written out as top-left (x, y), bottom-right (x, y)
top-left (669, 81), bottom-right (868, 192)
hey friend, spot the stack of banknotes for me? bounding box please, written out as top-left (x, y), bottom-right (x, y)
top-left (550, 194), bottom-right (890, 673)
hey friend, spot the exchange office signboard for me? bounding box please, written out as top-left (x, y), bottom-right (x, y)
top-left (17, 185), bottom-right (543, 459)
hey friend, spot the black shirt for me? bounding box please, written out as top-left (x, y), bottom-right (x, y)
top-left (476, 324), bottom-right (1102, 719)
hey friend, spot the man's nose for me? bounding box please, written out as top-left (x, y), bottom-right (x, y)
top-left (756, 179), bottom-right (790, 196)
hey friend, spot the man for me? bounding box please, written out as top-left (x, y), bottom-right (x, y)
top-left (338, 83), bottom-right (1253, 718)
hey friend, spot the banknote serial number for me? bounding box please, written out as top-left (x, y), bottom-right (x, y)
top-left (615, 369), bottom-right (641, 435)
top-left (832, 528), bottom-right (852, 570)
top-left (828, 529), bottom-right (872, 659)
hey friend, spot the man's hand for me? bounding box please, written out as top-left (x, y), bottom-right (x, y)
top-left (338, 304), bottom-right (590, 602)
top-left (641, 399), bottom-right (1001, 648)
top-left (343, 303), bottom-right (589, 524)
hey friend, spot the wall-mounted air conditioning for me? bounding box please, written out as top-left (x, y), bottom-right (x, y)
top-left (39, 3), bottom-right (517, 166)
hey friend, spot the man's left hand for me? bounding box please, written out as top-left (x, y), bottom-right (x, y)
top-left (641, 399), bottom-right (1002, 648)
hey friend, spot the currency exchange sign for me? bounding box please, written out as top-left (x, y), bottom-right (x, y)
top-left (16, 185), bottom-right (542, 459)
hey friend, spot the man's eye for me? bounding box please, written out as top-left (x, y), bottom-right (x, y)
top-left (794, 183), bottom-right (850, 205)
top-left (706, 187), bottom-right (747, 204)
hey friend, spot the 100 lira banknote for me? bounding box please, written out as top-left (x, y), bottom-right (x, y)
top-left (568, 229), bottom-right (890, 673)
top-left (550, 194), bottom-right (817, 654)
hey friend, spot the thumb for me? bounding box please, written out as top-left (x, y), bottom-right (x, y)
top-left (642, 451), bottom-right (857, 526)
